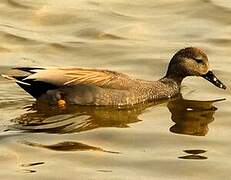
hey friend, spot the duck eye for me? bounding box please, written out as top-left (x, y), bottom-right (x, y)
top-left (194, 58), bottom-right (203, 64)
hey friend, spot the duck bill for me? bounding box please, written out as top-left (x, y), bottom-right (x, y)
top-left (202, 71), bottom-right (226, 90)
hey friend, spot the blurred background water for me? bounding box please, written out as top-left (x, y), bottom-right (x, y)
top-left (0, 0), bottom-right (231, 179)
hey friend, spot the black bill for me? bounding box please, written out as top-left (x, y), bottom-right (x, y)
top-left (202, 70), bottom-right (226, 90)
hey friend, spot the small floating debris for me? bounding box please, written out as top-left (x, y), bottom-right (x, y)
top-left (178, 149), bottom-right (207, 160)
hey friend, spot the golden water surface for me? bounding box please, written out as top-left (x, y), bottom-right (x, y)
top-left (0, 0), bottom-right (231, 179)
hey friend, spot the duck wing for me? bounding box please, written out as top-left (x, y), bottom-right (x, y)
top-left (3, 67), bottom-right (134, 98)
top-left (60, 68), bottom-right (132, 89)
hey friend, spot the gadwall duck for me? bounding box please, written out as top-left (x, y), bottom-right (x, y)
top-left (2, 47), bottom-right (226, 106)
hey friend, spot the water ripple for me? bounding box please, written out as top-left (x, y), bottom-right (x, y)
top-left (6, 0), bottom-right (34, 9)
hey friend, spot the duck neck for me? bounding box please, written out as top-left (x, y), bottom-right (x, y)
top-left (162, 75), bottom-right (184, 86)
top-left (165, 62), bottom-right (187, 85)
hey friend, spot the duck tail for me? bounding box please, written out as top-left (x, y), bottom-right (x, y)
top-left (2, 67), bottom-right (57, 98)
top-left (1, 74), bottom-right (31, 86)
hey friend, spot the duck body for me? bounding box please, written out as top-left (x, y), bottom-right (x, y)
top-left (11, 67), bottom-right (180, 106)
top-left (2, 47), bottom-right (226, 106)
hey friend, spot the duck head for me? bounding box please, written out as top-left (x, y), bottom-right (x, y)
top-left (166, 47), bottom-right (226, 89)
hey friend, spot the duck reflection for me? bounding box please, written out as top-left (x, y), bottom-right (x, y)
top-left (11, 95), bottom-right (224, 136)
top-left (11, 101), bottom-right (152, 134)
top-left (168, 96), bottom-right (224, 136)
top-left (22, 140), bottom-right (120, 153)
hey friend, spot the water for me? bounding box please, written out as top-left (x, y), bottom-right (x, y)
top-left (0, 0), bottom-right (231, 179)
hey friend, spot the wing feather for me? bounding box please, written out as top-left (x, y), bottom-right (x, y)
top-left (24, 68), bottom-right (132, 90)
